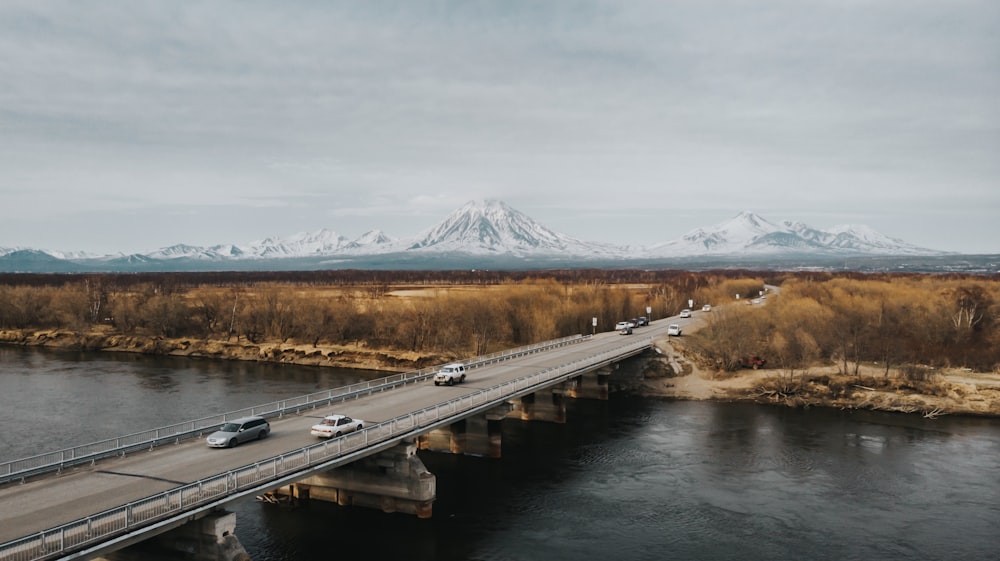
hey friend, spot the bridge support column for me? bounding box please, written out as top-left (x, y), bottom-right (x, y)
top-left (417, 404), bottom-right (510, 458)
top-left (566, 367), bottom-right (610, 400)
top-left (510, 388), bottom-right (567, 423)
top-left (293, 439), bottom-right (436, 518)
top-left (97, 511), bottom-right (249, 561)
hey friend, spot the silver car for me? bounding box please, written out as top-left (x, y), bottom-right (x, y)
top-left (206, 415), bottom-right (270, 448)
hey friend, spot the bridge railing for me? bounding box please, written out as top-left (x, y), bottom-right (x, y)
top-left (0, 334), bottom-right (589, 485)
top-left (0, 333), bottom-right (652, 561)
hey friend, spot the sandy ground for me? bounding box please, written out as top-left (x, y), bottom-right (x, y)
top-left (643, 336), bottom-right (1000, 418)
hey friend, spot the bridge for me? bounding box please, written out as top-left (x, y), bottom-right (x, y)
top-left (0, 316), bottom-right (698, 561)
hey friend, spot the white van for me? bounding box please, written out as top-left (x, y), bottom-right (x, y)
top-left (433, 363), bottom-right (467, 386)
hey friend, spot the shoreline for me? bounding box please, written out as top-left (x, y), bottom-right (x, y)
top-left (3, 328), bottom-right (998, 418)
top-left (643, 338), bottom-right (1000, 418)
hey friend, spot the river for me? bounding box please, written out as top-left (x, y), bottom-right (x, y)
top-left (1, 346), bottom-right (998, 560)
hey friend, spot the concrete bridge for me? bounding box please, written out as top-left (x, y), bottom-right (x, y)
top-left (0, 316), bottom-right (695, 561)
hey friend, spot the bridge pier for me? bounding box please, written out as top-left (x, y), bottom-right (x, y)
top-left (510, 387), bottom-right (568, 423)
top-left (96, 511), bottom-right (249, 561)
top-left (276, 439), bottom-right (436, 518)
top-left (565, 367), bottom-right (610, 400)
top-left (417, 404), bottom-right (510, 458)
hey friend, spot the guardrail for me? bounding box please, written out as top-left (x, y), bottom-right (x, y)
top-left (0, 334), bottom-right (588, 485)
top-left (0, 333), bottom-right (654, 561)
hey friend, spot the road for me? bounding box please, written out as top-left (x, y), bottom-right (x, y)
top-left (0, 316), bottom-right (702, 545)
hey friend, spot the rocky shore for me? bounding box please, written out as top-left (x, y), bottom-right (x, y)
top-left (3, 328), bottom-right (998, 418)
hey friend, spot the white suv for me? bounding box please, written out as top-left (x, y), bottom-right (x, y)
top-left (433, 363), bottom-right (467, 386)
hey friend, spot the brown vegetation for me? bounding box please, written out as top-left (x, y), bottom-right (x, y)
top-left (2, 270), bottom-right (999, 416)
top-left (0, 270), bottom-right (760, 369)
top-left (688, 275), bottom-right (1000, 374)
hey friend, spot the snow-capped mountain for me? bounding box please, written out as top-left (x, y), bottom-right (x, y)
top-left (405, 199), bottom-right (620, 257)
top-left (341, 230), bottom-right (397, 253)
top-left (242, 228), bottom-right (350, 258)
top-left (0, 202), bottom-right (952, 273)
top-left (644, 211), bottom-right (941, 257)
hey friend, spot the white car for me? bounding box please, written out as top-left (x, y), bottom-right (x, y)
top-left (667, 324), bottom-right (682, 336)
top-left (614, 321), bottom-right (635, 331)
top-left (702, 304), bottom-right (712, 312)
top-left (433, 363), bottom-right (467, 386)
top-left (310, 414), bottom-right (364, 438)
top-left (679, 309), bottom-right (692, 318)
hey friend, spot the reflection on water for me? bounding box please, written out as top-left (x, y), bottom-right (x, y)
top-left (2, 346), bottom-right (999, 560)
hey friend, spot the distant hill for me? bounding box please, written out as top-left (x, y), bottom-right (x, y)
top-left (2, 199), bottom-right (977, 273)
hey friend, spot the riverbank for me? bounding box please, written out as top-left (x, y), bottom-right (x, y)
top-left (3, 327), bottom-right (999, 418)
top-left (646, 337), bottom-right (1000, 418)
top-left (0, 327), bottom-right (445, 372)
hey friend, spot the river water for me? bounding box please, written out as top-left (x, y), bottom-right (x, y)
top-left (1, 346), bottom-right (998, 561)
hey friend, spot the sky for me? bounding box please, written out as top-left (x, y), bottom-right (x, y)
top-left (1, 0), bottom-right (998, 255)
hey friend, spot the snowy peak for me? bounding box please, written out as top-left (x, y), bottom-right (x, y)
top-left (342, 230), bottom-right (397, 252)
top-left (1, 202), bottom-right (949, 273)
top-left (407, 199), bottom-right (570, 254)
top-left (244, 228), bottom-right (349, 258)
top-left (685, 211), bottom-right (781, 247)
top-left (823, 223), bottom-right (927, 254)
top-left (645, 211), bottom-right (944, 257)
top-left (648, 211), bottom-right (782, 255)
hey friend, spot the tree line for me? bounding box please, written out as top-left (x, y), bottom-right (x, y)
top-left (0, 271), bottom-right (763, 356)
top-left (689, 275), bottom-right (1000, 374)
top-left (2, 271), bottom-right (996, 372)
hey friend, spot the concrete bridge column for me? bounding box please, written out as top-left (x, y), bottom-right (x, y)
top-left (290, 439), bottom-right (436, 518)
top-left (510, 389), bottom-right (567, 423)
top-left (417, 403), bottom-right (510, 458)
top-left (97, 511), bottom-right (249, 561)
top-left (566, 366), bottom-right (611, 400)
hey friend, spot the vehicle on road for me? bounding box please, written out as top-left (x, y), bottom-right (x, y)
top-left (739, 355), bottom-right (767, 369)
top-left (637, 316), bottom-right (649, 326)
top-left (615, 321), bottom-right (635, 331)
top-left (619, 325), bottom-right (633, 335)
top-left (433, 362), bottom-right (467, 386)
top-left (667, 324), bottom-right (682, 336)
top-left (310, 414), bottom-right (365, 438)
top-left (702, 304), bottom-right (711, 312)
top-left (679, 309), bottom-right (692, 318)
top-left (206, 415), bottom-right (270, 448)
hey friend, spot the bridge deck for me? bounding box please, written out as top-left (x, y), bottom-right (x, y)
top-left (0, 317), bottom-right (695, 560)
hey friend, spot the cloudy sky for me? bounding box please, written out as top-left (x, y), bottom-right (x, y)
top-left (2, 0), bottom-right (997, 255)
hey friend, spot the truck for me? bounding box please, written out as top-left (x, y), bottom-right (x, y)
top-left (433, 362), bottom-right (467, 386)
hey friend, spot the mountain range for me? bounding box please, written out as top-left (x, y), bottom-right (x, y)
top-left (0, 200), bottom-right (956, 273)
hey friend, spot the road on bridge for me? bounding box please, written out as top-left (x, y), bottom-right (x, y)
top-left (0, 312), bottom-right (709, 546)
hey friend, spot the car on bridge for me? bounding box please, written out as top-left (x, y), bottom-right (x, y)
top-left (310, 414), bottom-right (365, 438)
top-left (667, 324), bottom-right (682, 336)
top-left (679, 309), bottom-right (692, 318)
top-left (702, 304), bottom-right (711, 312)
top-left (433, 362), bottom-right (467, 386)
top-left (206, 415), bottom-right (270, 448)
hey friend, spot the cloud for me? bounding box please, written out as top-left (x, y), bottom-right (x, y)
top-left (0, 0), bottom-right (997, 254)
